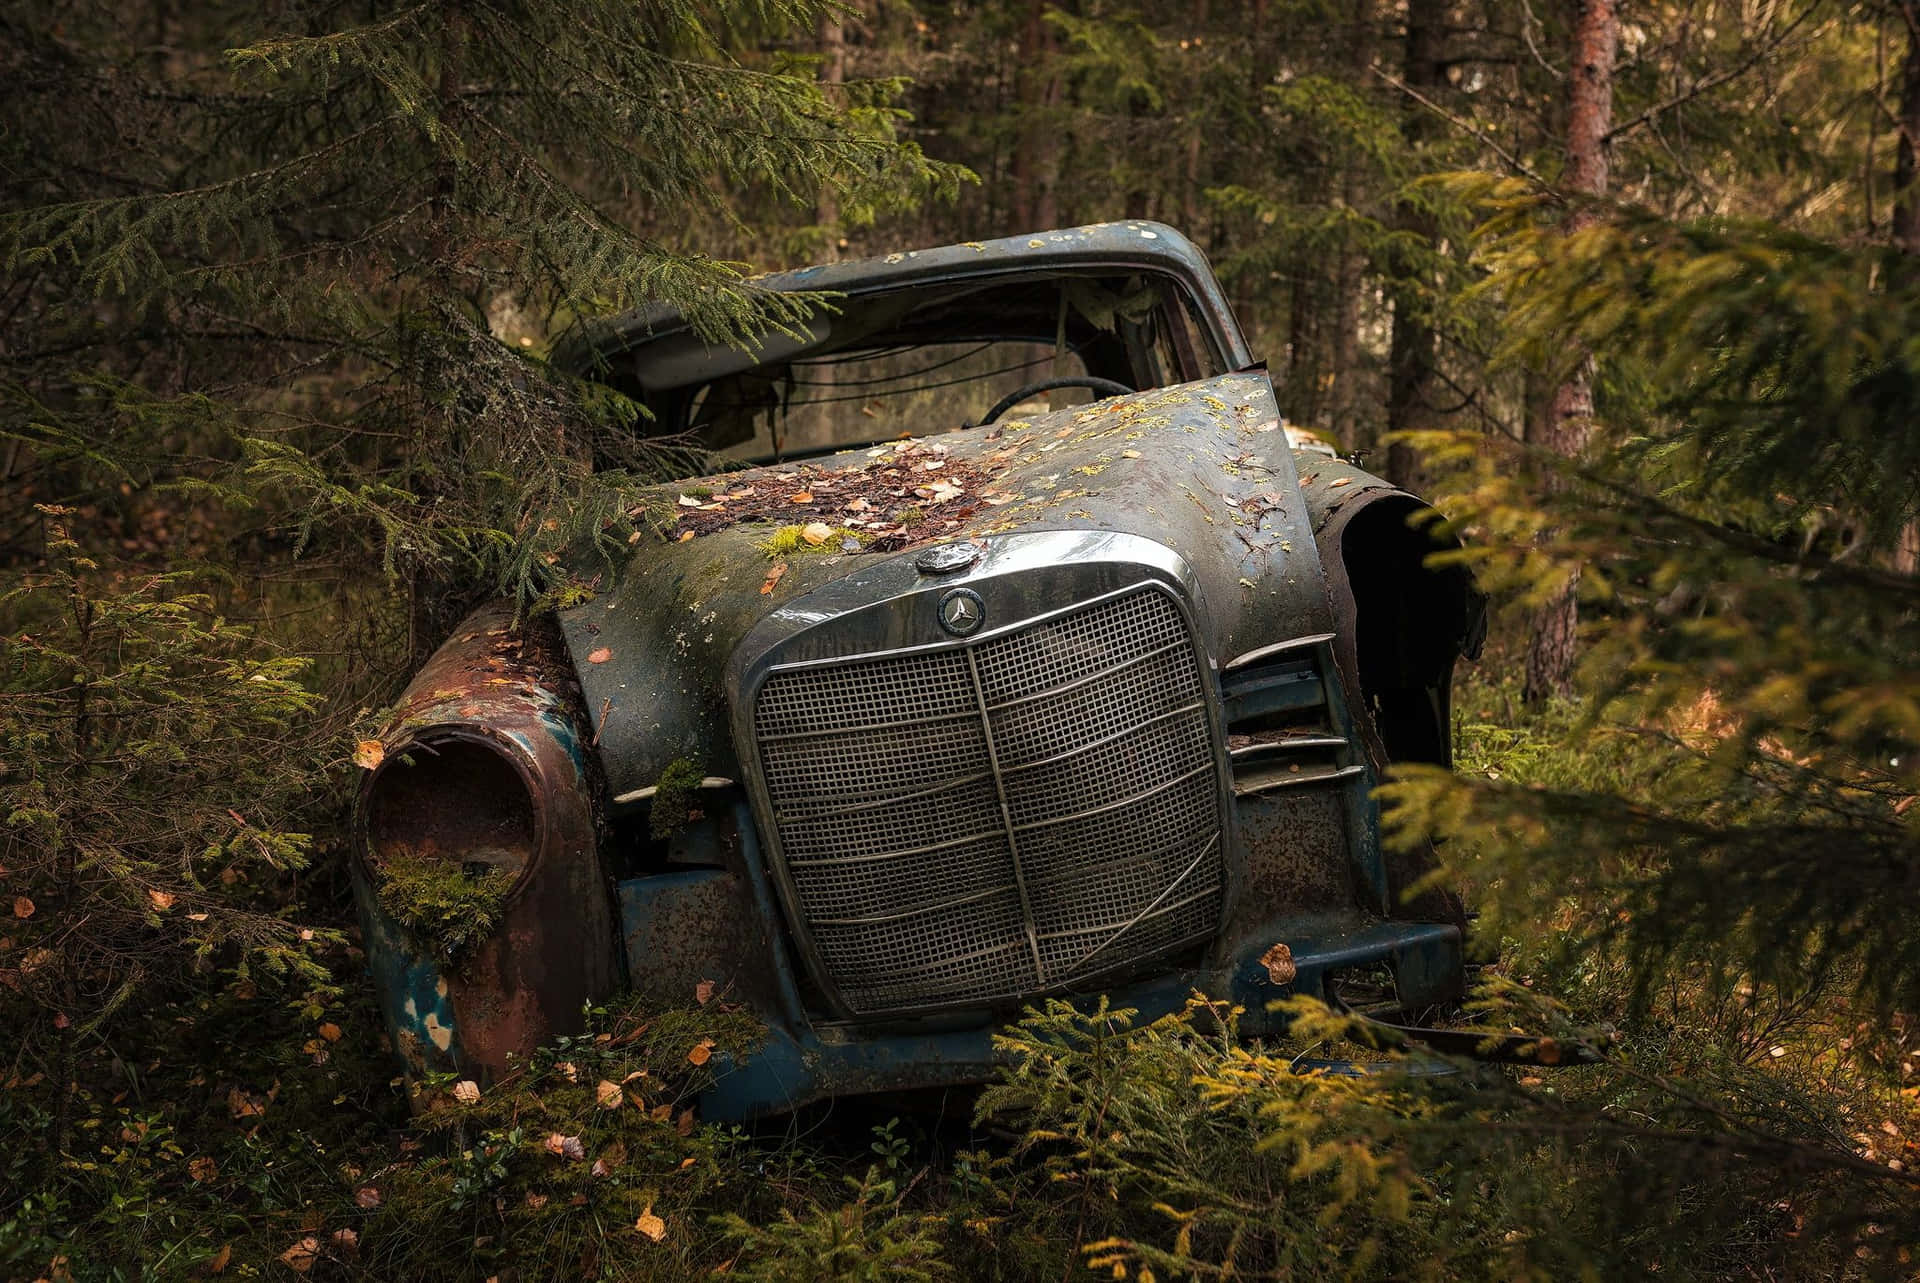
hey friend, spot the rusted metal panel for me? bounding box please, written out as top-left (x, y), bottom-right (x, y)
top-left (356, 603), bottom-right (620, 1082)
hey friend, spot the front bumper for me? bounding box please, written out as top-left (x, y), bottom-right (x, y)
top-left (694, 913), bottom-right (1463, 1120)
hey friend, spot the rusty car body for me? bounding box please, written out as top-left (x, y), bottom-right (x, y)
top-left (352, 221), bottom-right (1485, 1116)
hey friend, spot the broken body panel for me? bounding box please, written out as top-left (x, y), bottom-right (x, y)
top-left (354, 223), bottom-right (1483, 1115)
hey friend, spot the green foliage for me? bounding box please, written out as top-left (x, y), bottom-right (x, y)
top-left (372, 854), bottom-right (513, 965)
top-left (647, 757), bottom-right (708, 842)
top-left (717, 1168), bottom-right (950, 1282)
top-left (1, 507), bottom-right (336, 1153)
top-left (986, 993), bottom-right (1906, 1281)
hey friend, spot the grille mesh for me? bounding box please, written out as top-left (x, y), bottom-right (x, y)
top-left (753, 586), bottom-right (1227, 1014)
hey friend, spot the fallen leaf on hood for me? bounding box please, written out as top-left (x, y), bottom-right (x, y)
top-left (801, 522), bottom-right (833, 546)
top-left (353, 740), bottom-right (384, 770)
top-left (760, 563), bottom-right (787, 595)
top-left (635, 1208), bottom-right (667, 1242)
top-left (586, 647), bottom-right (612, 664)
top-left (452, 1079), bottom-right (481, 1105)
top-left (595, 1079), bottom-right (624, 1109)
top-left (687, 1038), bottom-right (715, 1067)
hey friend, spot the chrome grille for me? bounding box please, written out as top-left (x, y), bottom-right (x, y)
top-left (752, 585), bottom-right (1227, 1015)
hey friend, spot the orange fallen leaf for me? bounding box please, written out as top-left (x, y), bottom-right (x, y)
top-left (12, 896), bottom-right (33, 919)
top-left (760, 563), bottom-right (787, 595)
top-left (595, 1079), bottom-right (623, 1109)
top-left (354, 1186), bottom-right (382, 1209)
top-left (353, 739), bottom-right (384, 770)
top-left (694, 979), bottom-right (715, 1005)
top-left (789, 491), bottom-right (814, 504)
top-left (676, 1108), bottom-right (695, 1137)
top-left (147, 889), bottom-right (175, 912)
top-left (801, 521), bottom-right (833, 546)
top-left (278, 1237), bottom-right (320, 1273)
top-left (1258, 942), bottom-right (1296, 986)
top-left (687, 1038), bottom-right (715, 1067)
top-left (635, 1208), bottom-right (667, 1242)
top-left (452, 1079), bottom-right (481, 1105)
top-left (586, 647), bottom-right (612, 664)
top-left (677, 529), bottom-right (695, 543)
top-left (187, 912), bottom-right (209, 922)
top-left (207, 1243), bottom-right (232, 1274)
top-left (188, 1156), bottom-right (218, 1182)
top-left (318, 1022), bottom-right (343, 1043)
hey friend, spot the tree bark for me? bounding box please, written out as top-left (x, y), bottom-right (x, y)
top-left (1384, 0), bottom-right (1446, 490)
top-left (1522, 0), bottom-right (1618, 705)
top-left (1894, 3), bottom-right (1920, 251)
top-left (815, 5), bottom-right (848, 250)
top-left (1328, 0), bottom-right (1374, 453)
top-left (1011, 0), bottom-right (1060, 230)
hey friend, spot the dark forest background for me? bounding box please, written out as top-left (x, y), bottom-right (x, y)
top-left (4, 1), bottom-right (1920, 1278)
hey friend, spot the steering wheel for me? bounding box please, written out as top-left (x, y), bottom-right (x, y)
top-left (980, 376), bottom-right (1134, 426)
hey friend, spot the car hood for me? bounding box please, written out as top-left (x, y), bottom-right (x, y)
top-left (557, 371), bottom-right (1336, 802)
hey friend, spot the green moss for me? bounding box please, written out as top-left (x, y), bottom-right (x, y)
top-left (760, 524), bottom-right (866, 557)
top-left (649, 756), bottom-right (706, 840)
top-left (684, 484), bottom-right (715, 500)
top-left (894, 506), bottom-right (926, 527)
top-left (375, 854), bottom-right (515, 964)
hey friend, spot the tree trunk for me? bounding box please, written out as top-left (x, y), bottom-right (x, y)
top-left (1383, 0), bottom-right (1446, 491)
top-left (815, 5), bottom-right (848, 250)
top-left (1328, 0), bottom-right (1374, 454)
top-left (1012, 0), bottom-right (1059, 230)
top-left (1522, 0), bottom-right (1618, 705)
top-left (1888, 5), bottom-right (1920, 566)
top-left (1894, 2), bottom-right (1920, 252)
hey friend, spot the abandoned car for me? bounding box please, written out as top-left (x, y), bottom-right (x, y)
top-left (353, 221), bottom-right (1486, 1117)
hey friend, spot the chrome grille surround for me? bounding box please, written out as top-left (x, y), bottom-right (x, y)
top-left (748, 581), bottom-right (1231, 1017)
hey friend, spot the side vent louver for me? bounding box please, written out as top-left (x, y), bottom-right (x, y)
top-left (1220, 635), bottom-right (1366, 798)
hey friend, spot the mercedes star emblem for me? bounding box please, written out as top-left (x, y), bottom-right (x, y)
top-left (914, 542), bottom-right (981, 575)
top-left (938, 587), bottom-right (985, 637)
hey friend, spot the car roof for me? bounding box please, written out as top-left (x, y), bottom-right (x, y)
top-left (558, 221), bottom-right (1253, 375)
